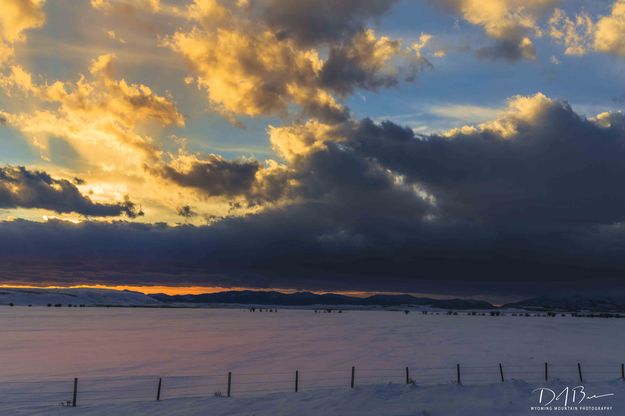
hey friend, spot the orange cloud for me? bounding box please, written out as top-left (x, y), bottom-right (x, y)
top-left (0, 0), bottom-right (46, 66)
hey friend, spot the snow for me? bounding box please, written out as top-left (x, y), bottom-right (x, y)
top-left (1, 307), bottom-right (623, 414)
top-left (0, 288), bottom-right (161, 306)
top-left (1, 379), bottom-right (622, 415)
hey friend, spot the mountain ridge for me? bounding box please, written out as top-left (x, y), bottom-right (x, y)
top-left (149, 290), bottom-right (496, 309)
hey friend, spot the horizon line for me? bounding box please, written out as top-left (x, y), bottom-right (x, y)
top-left (0, 284), bottom-right (494, 301)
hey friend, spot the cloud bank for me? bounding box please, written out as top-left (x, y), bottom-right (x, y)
top-left (5, 94), bottom-right (625, 297)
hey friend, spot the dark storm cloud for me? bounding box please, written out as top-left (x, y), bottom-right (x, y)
top-left (151, 155), bottom-right (290, 205)
top-left (318, 30), bottom-right (431, 98)
top-left (321, 41), bottom-right (400, 96)
top-left (152, 156), bottom-right (260, 197)
top-left (3, 215), bottom-right (625, 298)
top-left (347, 100), bottom-right (625, 225)
top-left (291, 141), bottom-right (431, 222)
top-left (259, 0), bottom-right (397, 46)
top-left (6, 97), bottom-right (625, 297)
top-left (0, 166), bottom-right (143, 218)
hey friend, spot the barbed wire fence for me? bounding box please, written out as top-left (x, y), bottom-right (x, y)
top-left (1, 362), bottom-right (625, 408)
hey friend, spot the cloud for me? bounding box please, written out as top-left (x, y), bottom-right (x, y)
top-left (593, 0), bottom-right (625, 55)
top-left (320, 30), bottom-right (432, 96)
top-left (548, 8), bottom-right (594, 56)
top-left (160, 91), bottom-right (625, 228)
top-left (2, 207), bottom-right (625, 297)
top-left (0, 54), bottom-right (193, 222)
top-left (0, 0), bottom-right (46, 66)
top-left (0, 165), bottom-right (143, 217)
top-left (165, 26), bottom-right (345, 122)
top-left (432, 0), bottom-right (559, 60)
top-left (0, 55), bottom-right (184, 169)
top-left (5, 0), bottom-right (625, 297)
top-left (258, 0), bottom-right (397, 46)
top-left (153, 154), bottom-right (262, 197)
top-left (151, 153), bottom-right (290, 206)
top-left (91, 0), bottom-right (160, 13)
top-left (164, 0), bottom-right (428, 123)
top-left (346, 94), bottom-right (625, 226)
top-left (5, 93), bottom-right (625, 296)
top-left (549, 1), bottom-right (625, 57)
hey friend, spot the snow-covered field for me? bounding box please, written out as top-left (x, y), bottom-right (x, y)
top-left (1, 307), bottom-right (623, 414)
top-left (3, 380), bottom-right (623, 416)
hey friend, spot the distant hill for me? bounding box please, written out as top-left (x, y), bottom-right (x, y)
top-left (0, 288), bottom-right (162, 306)
top-left (6, 288), bottom-right (624, 312)
top-left (504, 295), bottom-right (625, 312)
top-left (150, 290), bottom-right (495, 310)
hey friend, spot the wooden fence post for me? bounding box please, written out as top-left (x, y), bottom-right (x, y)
top-left (227, 372), bottom-right (232, 397)
top-left (499, 363), bottom-right (504, 382)
top-left (545, 362), bottom-right (548, 382)
top-left (156, 377), bottom-right (162, 401)
top-left (405, 367), bottom-right (410, 384)
top-left (456, 364), bottom-right (461, 385)
top-left (351, 366), bottom-right (355, 389)
top-left (72, 378), bottom-right (78, 407)
top-left (295, 370), bottom-right (299, 393)
top-left (578, 363), bottom-right (583, 383)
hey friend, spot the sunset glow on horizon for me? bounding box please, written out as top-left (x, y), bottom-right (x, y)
top-left (0, 284), bottom-right (394, 298)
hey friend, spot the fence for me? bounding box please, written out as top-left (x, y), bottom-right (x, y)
top-left (2, 363), bottom-right (624, 407)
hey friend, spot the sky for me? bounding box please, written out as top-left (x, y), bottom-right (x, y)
top-left (2, 0), bottom-right (625, 301)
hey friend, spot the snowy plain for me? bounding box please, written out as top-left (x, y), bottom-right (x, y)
top-left (1, 306), bottom-right (624, 415)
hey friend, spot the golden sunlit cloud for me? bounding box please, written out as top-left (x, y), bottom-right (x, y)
top-left (0, 0), bottom-right (46, 67)
top-left (549, 0), bottom-right (625, 57)
top-left (0, 53), bottom-right (196, 221)
top-left (1, 55), bottom-right (184, 165)
top-left (594, 0), bottom-right (625, 55)
top-left (443, 92), bottom-right (557, 138)
top-left (434, 0), bottom-right (559, 60)
top-left (163, 1), bottom-right (429, 124)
